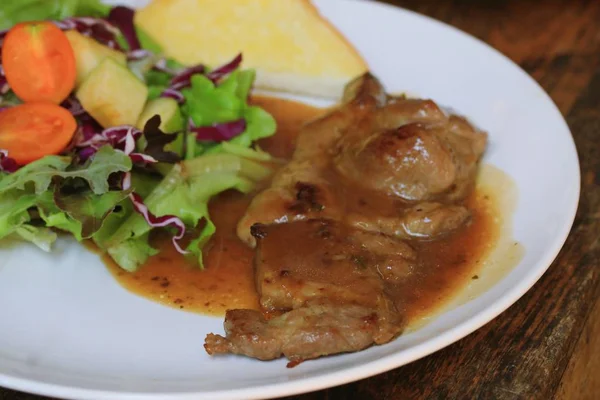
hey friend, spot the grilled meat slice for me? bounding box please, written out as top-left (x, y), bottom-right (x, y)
top-left (253, 219), bottom-right (415, 311)
top-left (204, 220), bottom-right (411, 364)
top-left (347, 202), bottom-right (471, 240)
top-left (204, 301), bottom-right (397, 367)
top-left (206, 73), bottom-right (487, 366)
top-left (237, 73), bottom-right (487, 247)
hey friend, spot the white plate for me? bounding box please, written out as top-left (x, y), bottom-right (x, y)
top-left (0, 0), bottom-right (580, 399)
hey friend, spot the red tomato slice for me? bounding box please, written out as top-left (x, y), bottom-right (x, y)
top-left (0, 103), bottom-right (77, 165)
top-left (2, 21), bottom-right (76, 104)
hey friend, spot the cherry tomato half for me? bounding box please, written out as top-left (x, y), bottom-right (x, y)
top-left (0, 102), bottom-right (77, 165)
top-left (2, 21), bottom-right (76, 104)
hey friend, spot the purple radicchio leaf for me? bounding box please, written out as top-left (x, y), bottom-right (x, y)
top-left (0, 70), bottom-right (9, 95)
top-left (57, 17), bottom-right (122, 50)
top-left (166, 53), bottom-right (242, 91)
top-left (0, 150), bottom-right (19, 173)
top-left (121, 172), bottom-right (188, 254)
top-left (61, 96), bottom-right (86, 117)
top-left (74, 124), bottom-right (157, 165)
top-left (160, 88), bottom-right (185, 104)
top-left (206, 53), bottom-right (242, 83)
top-left (169, 64), bottom-right (205, 90)
top-left (189, 118), bottom-right (246, 143)
top-left (107, 6), bottom-right (141, 51)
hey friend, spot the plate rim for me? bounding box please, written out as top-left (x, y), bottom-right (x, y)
top-left (0, 0), bottom-right (581, 399)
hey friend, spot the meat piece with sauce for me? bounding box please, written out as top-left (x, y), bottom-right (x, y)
top-left (347, 202), bottom-right (472, 239)
top-left (252, 220), bottom-right (415, 310)
top-left (236, 73), bottom-right (487, 247)
top-left (205, 302), bottom-right (393, 367)
top-left (204, 220), bottom-right (411, 365)
top-left (205, 73), bottom-right (487, 365)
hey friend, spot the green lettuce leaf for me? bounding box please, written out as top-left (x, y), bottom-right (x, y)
top-left (182, 71), bottom-right (276, 159)
top-left (0, 145), bottom-right (132, 195)
top-left (90, 171), bottom-right (161, 252)
top-left (0, 0), bottom-right (110, 30)
top-left (33, 190), bottom-right (86, 241)
top-left (54, 188), bottom-right (131, 238)
top-left (104, 148), bottom-right (274, 271)
top-left (211, 106), bottom-right (276, 152)
top-left (91, 170), bottom-right (161, 245)
top-left (184, 74), bottom-right (243, 125)
top-left (0, 156), bottom-right (70, 195)
top-left (34, 185), bottom-right (129, 243)
top-left (107, 233), bottom-right (158, 272)
top-left (219, 142), bottom-right (274, 162)
top-left (143, 60), bottom-right (184, 101)
top-left (90, 198), bottom-right (132, 249)
top-left (15, 225), bottom-right (57, 252)
top-left (0, 146), bottom-right (133, 251)
top-left (104, 165), bottom-right (186, 251)
top-left (0, 189), bottom-right (63, 252)
top-left (0, 189), bottom-right (38, 241)
top-left (0, 189), bottom-right (67, 251)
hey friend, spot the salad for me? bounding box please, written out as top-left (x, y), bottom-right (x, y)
top-left (0, 0), bottom-right (277, 271)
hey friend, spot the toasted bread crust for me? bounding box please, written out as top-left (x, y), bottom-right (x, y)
top-left (299, 0), bottom-right (368, 73)
top-left (135, 0), bottom-right (368, 99)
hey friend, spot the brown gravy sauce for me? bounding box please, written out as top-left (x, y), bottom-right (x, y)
top-left (104, 96), bottom-right (521, 325)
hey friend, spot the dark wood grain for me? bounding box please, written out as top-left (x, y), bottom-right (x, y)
top-left (1, 1), bottom-right (599, 399)
top-left (556, 297), bottom-right (600, 400)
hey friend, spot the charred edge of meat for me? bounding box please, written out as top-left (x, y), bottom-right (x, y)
top-left (288, 182), bottom-right (324, 213)
top-left (250, 223), bottom-right (268, 239)
top-left (287, 359), bottom-right (304, 368)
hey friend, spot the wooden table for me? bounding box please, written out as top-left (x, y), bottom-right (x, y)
top-left (2, 0), bottom-right (599, 399)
